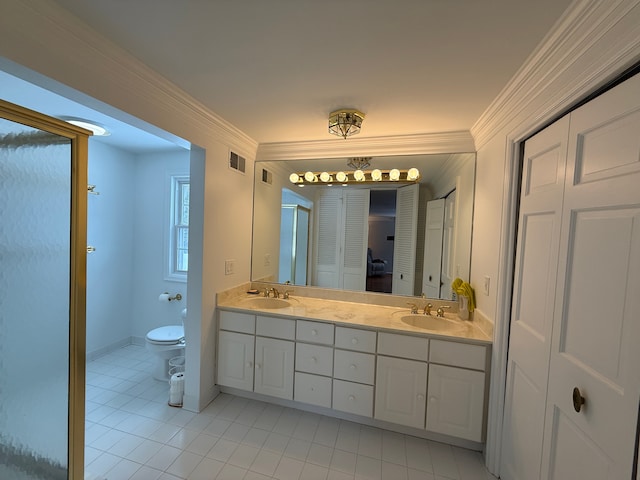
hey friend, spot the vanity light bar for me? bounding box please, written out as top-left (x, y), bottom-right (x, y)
top-left (289, 168), bottom-right (420, 186)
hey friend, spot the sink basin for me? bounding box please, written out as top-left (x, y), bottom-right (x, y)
top-left (240, 297), bottom-right (292, 309)
top-left (399, 315), bottom-right (464, 332)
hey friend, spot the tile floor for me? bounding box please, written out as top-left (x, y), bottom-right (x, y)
top-left (85, 345), bottom-right (497, 480)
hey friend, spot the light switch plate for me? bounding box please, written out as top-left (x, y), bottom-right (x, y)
top-left (483, 276), bottom-right (490, 296)
top-left (225, 259), bottom-right (235, 275)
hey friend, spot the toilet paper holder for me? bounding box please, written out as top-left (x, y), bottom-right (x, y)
top-left (159, 292), bottom-right (182, 302)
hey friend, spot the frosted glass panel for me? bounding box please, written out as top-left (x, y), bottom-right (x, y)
top-left (0, 118), bottom-right (71, 478)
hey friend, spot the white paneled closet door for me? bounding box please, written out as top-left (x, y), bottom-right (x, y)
top-left (501, 116), bottom-right (570, 480)
top-left (422, 198), bottom-right (445, 299)
top-left (502, 72), bottom-right (640, 480)
top-left (313, 189), bottom-right (341, 288)
top-left (540, 73), bottom-right (640, 480)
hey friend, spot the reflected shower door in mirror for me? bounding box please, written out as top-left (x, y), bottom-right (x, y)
top-left (252, 153), bottom-right (475, 300)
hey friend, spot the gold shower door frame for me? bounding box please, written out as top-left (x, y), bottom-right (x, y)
top-left (0, 98), bottom-right (89, 479)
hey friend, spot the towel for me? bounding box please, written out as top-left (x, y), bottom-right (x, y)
top-left (451, 278), bottom-right (476, 312)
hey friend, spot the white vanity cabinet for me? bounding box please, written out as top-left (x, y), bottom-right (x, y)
top-left (332, 327), bottom-right (376, 417)
top-left (217, 311), bottom-right (295, 399)
top-left (374, 332), bottom-right (429, 427)
top-left (217, 307), bottom-right (489, 447)
top-left (294, 320), bottom-right (334, 408)
top-left (217, 311), bottom-right (256, 391)
top-left (426, 339), bottom-right (487, 442)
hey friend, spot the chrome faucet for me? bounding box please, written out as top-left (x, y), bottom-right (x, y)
top-left (436, 305), bottom-right (451, 317)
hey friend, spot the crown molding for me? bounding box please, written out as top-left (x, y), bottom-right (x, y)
top-left (471, 0), bottom-right (640, 149)
top-left (2, 0), bottom-right (259, 157)
top-left (256, 131), bottom-right (476, 161)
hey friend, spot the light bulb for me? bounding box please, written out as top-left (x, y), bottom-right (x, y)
top-left (354, 170), bottom-right (365, 182)
top-left (304, 171), bottom-right (317, 182)
top-left (320, 172), bottom-right (332, 182)
top-left (336, 171), bottom-right (348, 183)
top-left (389, 169), bottom-right (401, 181)
top-left (408, 168), bottom-right (420, 181)
top-left (289, 173), bottom-right (300, 184)
top-left (371, 169), bottom-right (382, 181)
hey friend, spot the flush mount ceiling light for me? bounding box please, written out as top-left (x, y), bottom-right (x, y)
top-left (60, 116), bottom-right (110, 136)
top-left (328, 109), bottom-right (365, 139)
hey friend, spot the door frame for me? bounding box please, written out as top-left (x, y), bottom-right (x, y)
top-left (0, 99), bottom-right (89, 479)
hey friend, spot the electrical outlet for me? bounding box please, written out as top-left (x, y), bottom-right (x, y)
top-left (224, 259), bottom-right (235, 275)
top-left (264, 254), bottom-right (271, 267)
top-left (483, 276), bottom-right (490, 296)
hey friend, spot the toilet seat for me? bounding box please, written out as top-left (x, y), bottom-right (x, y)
top-left (146, 325), bottom-right (185, 345)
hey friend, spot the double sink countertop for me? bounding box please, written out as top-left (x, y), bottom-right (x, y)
top-left (216, 287), bottom-right (492, 346)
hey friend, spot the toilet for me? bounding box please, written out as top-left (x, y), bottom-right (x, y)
top-left (145, 325), bottom-right (185, 381)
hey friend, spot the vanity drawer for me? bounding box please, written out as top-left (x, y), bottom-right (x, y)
top-left (295, 343), bottom-right (333, 376)
top-left (334, 327), bottom-right (376, 353)
top-left (377, 332), bottom-right (429, 361)
top-left (294, 372), bottom-right (332, 408)
top-left (256, 315), bottom-right (295, 340)
top-left (429, 340), bottom-right (487, 371)
top-left (296, 320), bottom-right (334, 345)
top-left (332, 379), bottom-right (373, 417)
top-left (333, 350), bottom-right (375, 385)
top-left (219, 311), bottom-right (255, 334)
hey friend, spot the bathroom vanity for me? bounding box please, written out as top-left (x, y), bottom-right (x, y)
top-left (216, 287), bottom-right (491, 450)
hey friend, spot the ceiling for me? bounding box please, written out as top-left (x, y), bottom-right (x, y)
top-left (52, 0), bottom-right (574, 145)
top-left (2, 1), bottom-right (574, 151)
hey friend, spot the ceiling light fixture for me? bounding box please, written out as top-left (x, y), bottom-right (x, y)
top-left (328, 109), bottom-right (365, 139)
top-left (347, 157), bottom-right (371, 170)
top-left (60, 116), bottom-right (110, 136)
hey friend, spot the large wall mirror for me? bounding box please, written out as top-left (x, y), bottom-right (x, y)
top-left (251, 153), bottom-right (475, 300)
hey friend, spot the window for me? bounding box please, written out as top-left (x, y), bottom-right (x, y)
top-left (170, 175), bottom-right (189, 279)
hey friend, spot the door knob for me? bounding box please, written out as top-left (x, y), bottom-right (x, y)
top-left (572, 387), bottom-right (585, 412)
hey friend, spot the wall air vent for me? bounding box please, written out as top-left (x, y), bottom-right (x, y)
top-left (261, 168), bottom-right (273, 185)
top-left (229, 151), bottom-right (246, 173)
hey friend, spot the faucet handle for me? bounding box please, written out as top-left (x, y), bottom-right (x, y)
top-left (436, 305), bottom-right (451, 317)
top-left (263, 288), bottom-right (270, 297)
top-left (407, 302), bottom-right (419, 314)
top-left (283, 289), bottom-right (292, 299)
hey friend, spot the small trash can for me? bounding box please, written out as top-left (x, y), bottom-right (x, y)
top-left (168, 356), bottom-right (185, 407)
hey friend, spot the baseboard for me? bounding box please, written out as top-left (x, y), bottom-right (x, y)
top-left (86, 337), bottom-right (133, 362)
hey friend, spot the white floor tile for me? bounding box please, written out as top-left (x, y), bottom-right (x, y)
top-left (85, 347), bottom-right (494, 480)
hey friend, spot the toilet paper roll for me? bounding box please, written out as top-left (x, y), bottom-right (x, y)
top-left (158, 293), bottom-right (170, 302)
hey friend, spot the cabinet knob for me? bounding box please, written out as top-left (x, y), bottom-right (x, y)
top-left (311, 329), bottom-right (318, 336)
top-left (350, 364), bottom-right (357, 370)
top-left (351, 338), bottom-right (358, 345)
top-left (417, 394), bottom-right (425, 401)
top-left (311, 356), bottom-right (317, 363)
top-left (245, 362), bottom-right (252, 368)
top-left (348, 395), bottom-right (355, 401)
top-left (310, 387), bottom-right (315, 391)
top-left (255, 363), bottom-right (261, 369)
top-left (430, 396), bottom-right (437, 403)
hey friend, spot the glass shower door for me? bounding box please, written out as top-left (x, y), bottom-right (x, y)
top-left (0, 105), bottom-right (88, 479)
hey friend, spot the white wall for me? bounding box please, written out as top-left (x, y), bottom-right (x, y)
top-left (131, 150), bottom-right (190, 340)
top-left (0, 0), bottom-right (259, 411)
top-left (86, 141), bottom-right (135, 356)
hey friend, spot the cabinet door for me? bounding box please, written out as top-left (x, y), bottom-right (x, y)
top-left (217, 331), bottom-right (254, 391)
top-left (374, 356), bottom-right (427, 428)
top-left (254, 336), bottom-right (294, 400)
top-left (426, 364), bottom-right (485, 442)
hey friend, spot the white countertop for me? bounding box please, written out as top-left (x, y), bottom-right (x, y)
top-left (217, 292), bottom-right (491, 345)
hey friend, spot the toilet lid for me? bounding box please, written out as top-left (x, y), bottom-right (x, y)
top-left (147, 325), bottom-right (184, 343)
